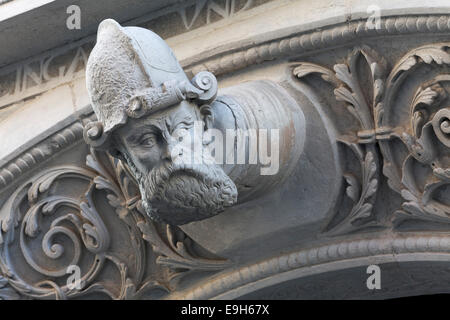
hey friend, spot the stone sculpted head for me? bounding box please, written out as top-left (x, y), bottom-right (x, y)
top-left (84, 19), bottom-right (237, 225)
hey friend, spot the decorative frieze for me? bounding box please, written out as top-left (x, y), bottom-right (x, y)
top-left (294, 43), bottom-right (450, 232)
top-left (0, 148), bottom-right (230, 299)
top-left (1, 10), bottom-right (450, 300)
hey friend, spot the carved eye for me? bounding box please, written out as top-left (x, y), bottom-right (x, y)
top-left (139, 133), bottom-right (157, 148)
top-left (172, 128), bottom-right (189, 143)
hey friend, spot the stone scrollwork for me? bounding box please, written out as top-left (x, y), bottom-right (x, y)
top-left (294, 43), bottom-right (450, 233)
top-left (0, 148), bottom-right (231, 300)
top-left (2, 12), bottom-right (450, 300)
top-left (0, 18), bottom-right (305, 300)
top-left (0, 164), bottom-right (113, 299)
top-left (294, 46), bottom-right (384, 235)
top-left (383, 44), bottom-right (450, 225)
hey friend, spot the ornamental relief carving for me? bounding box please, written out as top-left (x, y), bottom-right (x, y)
top-left (293, 43), bottom-right (450, 233)
top-left (0, 148), bottom-right (230, 300)
top-left (1, 21), bottom-right (450, 300)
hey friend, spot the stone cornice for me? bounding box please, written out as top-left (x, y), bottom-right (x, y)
top-left (169, 234), bottom-right (450, 299)
top-left (184, 14), bottom-right (450, 77)
top-left (0, 109), bottom-right (95, 192)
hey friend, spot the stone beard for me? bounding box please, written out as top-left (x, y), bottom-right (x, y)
top-left (122, 149), bottom-right (237, 225)
top-left (82, 19), bottom-right (239, 225)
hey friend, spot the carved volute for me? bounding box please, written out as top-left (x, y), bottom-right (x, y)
top-left (1, 6), bottom-right (450, 300)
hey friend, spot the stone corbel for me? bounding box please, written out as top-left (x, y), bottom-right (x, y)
top-left (2, 14), bottom-right (450, 301)
top-left (83, 19), bottom-right (308, 225)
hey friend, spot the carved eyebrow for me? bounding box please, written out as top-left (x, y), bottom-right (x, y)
top-left (174, 118), bottom-right (194, 130)
top-left (127, 125), bottom-right (160, 144)
top-left (167, 114), bottom-right (194, 133)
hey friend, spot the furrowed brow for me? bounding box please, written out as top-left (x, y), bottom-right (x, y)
top-left (168, 114), bottom-right (194, 133)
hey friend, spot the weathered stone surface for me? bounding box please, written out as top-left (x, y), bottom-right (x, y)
top-left (0, 1), bottom-right (450, 300)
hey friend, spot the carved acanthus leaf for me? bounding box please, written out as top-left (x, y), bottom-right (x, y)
top-left (137, 218), bottom-right (230, 287)
top-left (295, 42), bottom-right (450, 229)
top-left (292, 62), bottom-right (340, 87)
top-left (294, 46), bottom-right (384, 235)
top-left (392, 45), bottom-right (450, 78)
top-left (0, 148), bottom-right (215, 299)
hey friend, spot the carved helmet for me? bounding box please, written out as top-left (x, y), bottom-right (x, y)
top-left (84, 19), bottom-right (217, 150)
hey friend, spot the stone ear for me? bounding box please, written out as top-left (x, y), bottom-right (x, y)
top-left (199, 104), bottom-right (214, 131)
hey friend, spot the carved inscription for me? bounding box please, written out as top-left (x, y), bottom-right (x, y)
top-left (0, 45), bottom-right (91, 109)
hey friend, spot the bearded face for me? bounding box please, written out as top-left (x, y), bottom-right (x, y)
top-left (135, 156), bottom-right (237, 225)
top-left (115, 101), bottom-right (238, 225)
